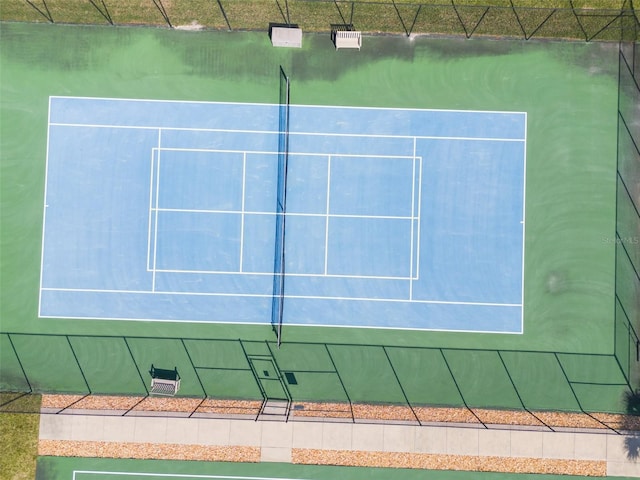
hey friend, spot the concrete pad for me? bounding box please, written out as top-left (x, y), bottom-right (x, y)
top-left (164, 418), bottom-right (199, 444)
top-left (607, 459), bottom-right (640, 478)
top-left (322, 422), bottom-right (352, 450)
top-left (383, 424), bottom-right (415, 453)
top-left (261, 421), bottom-right (294, 448)
top-left (607, 434), bottom-right (640, 462)
top-left (40, 407), bottom-right (63, 415)
top-left (270, 26), bottom-right (302, 48)
top-left (446, 427), bottom-right (479, 455)
top-left (574, 432), bottom-right (607, 460)
top-left (292, 422), bottom-right (323, 449)
top-left (352, 424), bottom-right (384, 451)
top-left (541, 431), bottom-right (575, 459)
top-left (261, 446), bottom-right (292, 463)
top-left (509, 430), bottom-right (543, 458)
top-left (196, 418), bottom-right (231, 446)
top-left (133, 416), bottom-right (168, 443)
top-left (229, 419), bottom-right (262, 447)
top-left (39, 414), bottom-right (72, 440)
top-left (610, 434), bottom-right (640, 459)
top-left (478, 428), bottom-right (511, 457)
top-left (69, 415), bottom-right (104, 441)
top-left (414, 426), bottom-right (447, 454)
top-left (102, 416), bottom-right (136, 442)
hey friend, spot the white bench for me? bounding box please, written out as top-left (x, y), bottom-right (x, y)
top-left (270, 26), bottom-right (302, 48)
top-left (333, 30), bottom-right (362, 50)
top-left (150, 365), bottom-right (181, 396)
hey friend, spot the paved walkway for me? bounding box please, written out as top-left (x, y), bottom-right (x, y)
top-left (39, 412), bottom-right (640, 477)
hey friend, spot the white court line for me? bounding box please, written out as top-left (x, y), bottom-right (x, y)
top-left (44, 99), bottom-right (526, 330)
top-left (39, 310), bottom-right (523, 333)
top-left (285, 321), bottom-right (524, 335)
top-left (240, 152), bottom-right (247, 272)
top-left (288, 131), bottom-right (526, 143)
top-left (157, 146), bottom-right (424, 159)
top-left (38, 97), bottom-right (53, 316)
top-left (41, 287), bottom-right (521, 307)
top-left (155, 207), bottom-right (418, 221)
top-left (151, 130), bottom-right (162, 291)
top-left (153, 146), bottom-right (422, 284)
top-left (324, 155), bottom-right (331, 275)
top-left (73, 470), bottom-right (306, 480)
top-left (519, 113), bottom-right (528, 334)
top-left (415, 152), bottom-right (423, 282)
top-left (50, 94), bottom-right (527, 115)
top-left (43, 312), bottom-right (521, 333)
top-left (151, 268), bottom-right (414, 281)
top-left (49, 122), bottom-right (525, 143)
top-left (409, 138), bottom-right (416, 300)
top-left (146, 148), bottom-right (156, 271)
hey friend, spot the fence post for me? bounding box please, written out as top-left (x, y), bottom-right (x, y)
top-left (88, 0), bottom-right (114, 25)
top-left (24, 0), bottom-right (53, 23)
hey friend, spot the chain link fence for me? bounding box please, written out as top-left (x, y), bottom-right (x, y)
top-left (0, 331), bottom-right (634, 427)
top-left (615, 2), bottom-right (640, 393)
top-left (3, 1), bottom-right (638, 41)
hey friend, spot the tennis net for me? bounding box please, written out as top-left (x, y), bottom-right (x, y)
top-left (272, 66), bottom-right (290, 348)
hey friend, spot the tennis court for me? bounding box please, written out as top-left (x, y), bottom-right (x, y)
top-left (40, 96), bottom-right (525, 333)
top-left (2, 20), bottom-right (634, 421)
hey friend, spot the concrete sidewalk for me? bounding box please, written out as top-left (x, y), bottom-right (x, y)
top-left (39, 413), bottom-right (640, 477)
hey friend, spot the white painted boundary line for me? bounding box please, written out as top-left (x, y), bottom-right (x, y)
top-left (324, 155), bottom-right (331, 275)
top-left (153, 269), bottom-right (415, 281)
top-left (40, 286), bottom-right (520, 307)
top-left (73, 470), bottom-right (306, 480)
top-left (43, 98), bottom-right (526, 333)
top-left (411, 149), bottom-right (422, 280)
top-left (145, 145), bottom-right (421, 282)
top-left (240, 152), bottom-right (247, 272)
top-left (49, 121), bottom-right (525, 143)
top-left (519, 112), bottom-right (528, 334)
top-left (43, 311), bottom-right (522, 334)
top-left (146, 148), bottom-right (156, 271)
top-left (156, 208), bottom-right (417, 221)
top-left (158, 146), bottom-right (421, 159)
top-left (409, 137), bottom-right (419, 297)
top-left (150, 130), bottom-right (162, 291)
top-left (50, 94), bottom-right (528, 115)
top-left (38, 97), bottom-right (53, 316)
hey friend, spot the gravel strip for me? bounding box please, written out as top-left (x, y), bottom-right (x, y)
top-left (591, 412), bottom-right (640, 431)
top-left (196, 399), bottom-right (262, 415)
top-left (415, 406), bottom-right (480, 424)
top-left (352, 403), bottom-right (416, 421)
top-left (41, 394), bottom-right (87, 409)
top-left (64, 395), bottom-right (144, 410)
top-left (40, 394), bottom-right (640, 431)
top-left (532, 411), bottom-right (609, 429)
top-left (292, 449), bottom-right (607, 476)
top-left (41, 394), bottom-right (263, 415)
top-left (472, 408), bottom-right (545, 427)
top-left (291, 402), bottom-right (352, 418)
top-left (39, 440), bottom-right (260, 462)
top-left (131, 397), bottom-right (203, 412)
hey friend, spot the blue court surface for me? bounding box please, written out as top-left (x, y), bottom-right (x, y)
top-left (40, 97), bottom-right (526, 333)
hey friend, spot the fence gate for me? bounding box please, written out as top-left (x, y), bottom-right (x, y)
top-left (248, 356), bottom-right (291, 420)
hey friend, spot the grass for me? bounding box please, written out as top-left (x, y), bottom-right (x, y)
top-left (0, 0), bottom-right (636, 41)
top-left (0, 394), bottom-right (40, 480)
